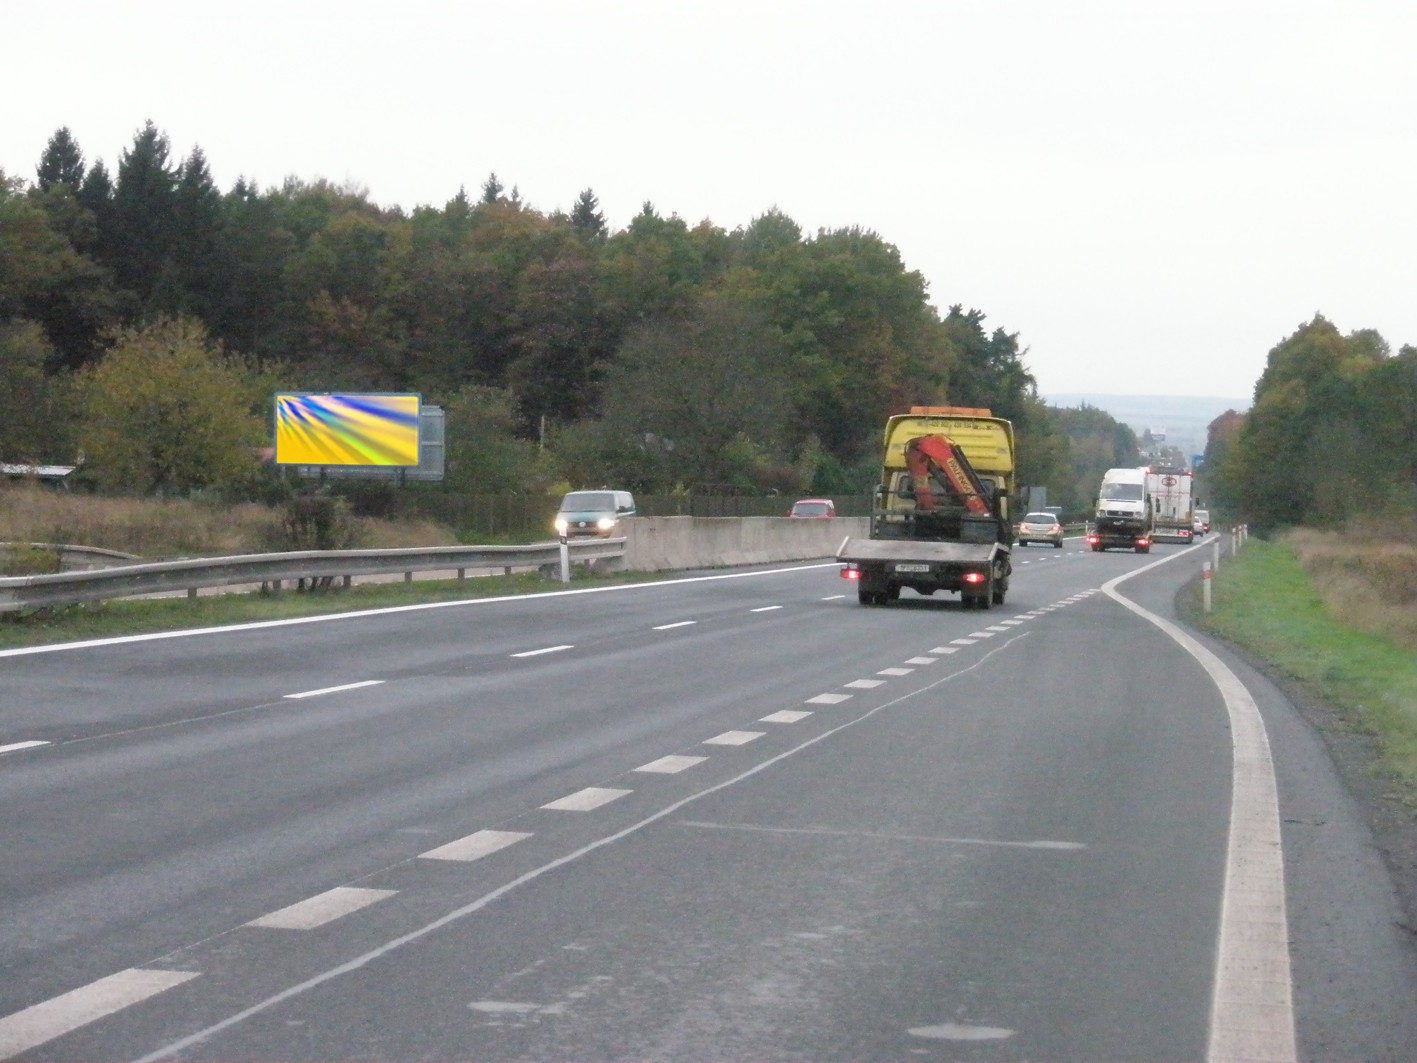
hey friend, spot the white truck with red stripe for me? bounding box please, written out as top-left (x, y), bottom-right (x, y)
top-left (1146, 466), bottom-right (1196, 544)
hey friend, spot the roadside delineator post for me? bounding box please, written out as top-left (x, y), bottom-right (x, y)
top-left (558, 535), bottom-right (570, 584)
top-left (1212, 537), bottom-right (1221, 573)
top-left (1203, 560), bottom-right (1213, 613)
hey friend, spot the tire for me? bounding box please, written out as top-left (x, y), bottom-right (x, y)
top-left (1054, 540), bottom-right (1062, 548)
top-left (858, 587), bottom-right (876, 605)
top-left (1018, 540), bottom-right (1028, 547)
top-left (1136, 545), bottom-right (1150, 554)
top-left (1091, 544), bottom-right (1103, 552)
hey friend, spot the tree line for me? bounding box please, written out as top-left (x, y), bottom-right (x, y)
top-left (1, 121), bottom-right (1138, 519)
top-left (1203, 315), bottom-right (1417, 531)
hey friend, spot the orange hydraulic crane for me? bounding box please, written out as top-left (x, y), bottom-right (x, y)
top-left (904, 435), bottom-right (993, 516)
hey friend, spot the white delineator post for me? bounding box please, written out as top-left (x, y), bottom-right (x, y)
top-left (1203, 560), bottom-right (1213, 613)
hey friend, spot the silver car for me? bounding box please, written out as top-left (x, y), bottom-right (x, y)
top-left (1017, 511), bottom-right (1064, 548)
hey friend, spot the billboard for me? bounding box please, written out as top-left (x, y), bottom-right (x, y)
top-left (274, 393), bottom-right (421, 466)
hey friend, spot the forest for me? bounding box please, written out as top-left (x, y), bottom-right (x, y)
top-left (5, 121), bottom-right (1148, 526)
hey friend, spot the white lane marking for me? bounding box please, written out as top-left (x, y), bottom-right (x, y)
top-left (652, 621), bottom-right (696, 631)
top-left (910, 1023), bottom-right (1015, 1041)
top-left (950, 638), bottom-right (977, 646)
top-left (511, 645), bottom-right (573, 658)
top-left (0, 740), bottom-right (50, 755)
top-left (129, 634), bottom-right (1029, 1063)
top-left (904, 656), bottom-right (937, 664)
top-left (283, 680), bottom-right (384, 700)
top-left (0, 968), bottom-right (199, 1059)
top-left (1012, 614), bottom-right (1035, 620)
top-left (928, 646), bottom-right (961, 655)
top-left (246, 887), bottom-right (397, 930)
top-left (635, 755), bottom-right (707, 774)
top-left (761, 710), bottom-right (812, 723)
top-left (984, 625), bottom-right (1012, 632)
top-left (821, 594), bottom-right (847, 600)
top-left (1101, 558), bottom-right (1296, 1061)
top-left (967, 631), bottom-right (996, 639)
top-left (419, 829), bottom-right (532, 862)
top-left (541, 787), bottom-right (631, 811)
top-left (844, 679), bottom-right (885, 689)
top-left (750, 606), bottom-right (782, 613)
top-left (0, 562), bottom-right (844, 659)
top-left (703, 731), bottom-right (764, 746)
top-left (878, 667), bottom-right (914, 676)
top-left (679, 820), bottom-right (1084, 850)
top-left (806, 693), bottom-right (852, 704)
top-left (469, 1000), bottom-right (542, 1015)
top-left (997, 620), bottom-right (1024, 627)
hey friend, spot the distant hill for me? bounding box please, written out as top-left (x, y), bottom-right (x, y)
top-left (1045, 393), bottom-right (1250, 462)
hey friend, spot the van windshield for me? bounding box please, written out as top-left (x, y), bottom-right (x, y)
top-left (1101, 482), bottom-right (1144, 501)
top-left (560, 492), bottom-right (615, 511)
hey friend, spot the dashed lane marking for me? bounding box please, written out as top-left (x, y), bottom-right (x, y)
top-left (246, 887), bottom-right (397, 930)
top-left (284, 680), bottom-right (384, 700)
top-left (877, 667), bottom-right (914, 676)
top-left (760, 710), bottom-right (812, 723)
top-left (750, 606), bottom-right (783, 613)
top-left (419, 830), bottom-right (533, 862)
top-left (904, 656), bottom-right (937, 665)
top-left (806, 693), bottom-right (852, 704)
top-left (652, 621), bottom-right (696, 631)
top-left (510, 645), bottom-right (574, 658)
top-left (0, 969), bottom-right (200, 1060)
top-left (634, 755), bottom-right (707, 774)
top-left (541, 787), bottom-right (632, 811)
top-left (0, 740), bottom-right (50, 755)
top-left (928, 646), bottom-right (961, 655)
top-left (703, 731), bottom-right (765, 746)
top-left (844, 679), bottom-right (886, 689)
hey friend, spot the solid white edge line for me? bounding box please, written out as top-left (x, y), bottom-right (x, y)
top-left (0, 563), bottom-right (842, 659)
top-left (1101, 557), bottom-right (1296, 1063)
top-left (283, 680), bottom-right (384, 700)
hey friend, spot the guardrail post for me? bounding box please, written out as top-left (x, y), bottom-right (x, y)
top-left (558, 537), bottom-right (570, 583)
top-left (1202, 561), bottom-right (1212, 613)
top-left (1212, 538), bottom-right (1220, 573)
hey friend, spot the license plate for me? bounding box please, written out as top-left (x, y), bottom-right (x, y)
top-left (894, 563), bottom-right (930, 573)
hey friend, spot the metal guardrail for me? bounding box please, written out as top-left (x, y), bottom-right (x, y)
top-left (0, 540), bottom-right (625, 614)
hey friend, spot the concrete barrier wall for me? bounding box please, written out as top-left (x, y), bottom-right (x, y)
top-left (621, 516), bottom-right (869, 572)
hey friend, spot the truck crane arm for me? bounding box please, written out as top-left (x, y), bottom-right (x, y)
top-left (904, 434), bottom-right (993, 516)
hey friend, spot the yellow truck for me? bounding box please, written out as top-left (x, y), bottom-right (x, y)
top-left (837, 406), bottom-right (1016, 609)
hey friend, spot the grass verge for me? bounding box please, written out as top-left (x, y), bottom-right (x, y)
top-left (0, 568), bottom-right (667, 651)
top-left (1183, 537), bottom-right (1417, 803)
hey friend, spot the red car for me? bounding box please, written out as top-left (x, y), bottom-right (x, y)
top-left (788, 498), bottom-right (837, 518)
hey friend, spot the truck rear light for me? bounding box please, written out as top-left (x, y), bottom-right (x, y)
top-left (962, 571), bottom-right (986, 585)
top-left (840, 565), bottom-right (862, 581)
top-left (1137, 537), bottom-right (1150, 547)
top-left (1086, 534), bottom-right (1100, 545)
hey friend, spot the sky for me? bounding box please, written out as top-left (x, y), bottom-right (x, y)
top-left (6, 0), bottom-right (1415, 404)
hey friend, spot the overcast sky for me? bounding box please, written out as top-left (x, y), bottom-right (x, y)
top-left (7, 0), bottom-right (1414, 404)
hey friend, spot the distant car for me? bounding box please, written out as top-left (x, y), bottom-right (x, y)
top-left (554, 489), bottom-right (636, 538)
top-left (788, 498), bottom-right (836, 518)
top-left (1017, 511), bottom-right (1064, 548)
top-left (1194, 509), bottom-right (1211, 534)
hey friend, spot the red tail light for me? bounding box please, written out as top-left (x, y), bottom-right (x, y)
top-left (962, 571), bottom-right (986, 585)
top-left (840, 565), bottom-right (861, 581)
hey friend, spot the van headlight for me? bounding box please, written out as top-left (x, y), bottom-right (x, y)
top-left (596, 517), bottom-right (615, 531)
top-left (554, 517), bottom-right (569, 534)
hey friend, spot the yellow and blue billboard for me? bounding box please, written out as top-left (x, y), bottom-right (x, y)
top-left (274, 393), bottom-right (421, 466)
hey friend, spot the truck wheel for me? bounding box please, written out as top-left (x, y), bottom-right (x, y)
top-left (1091, 544), bottom-right (1103, 552)
top-left (992, 585), bottom-right (1006, 605)
top-left (1054, 540), bottom-right (1062, 548)
top-left (1136, 545), bottom-right (1150, 554)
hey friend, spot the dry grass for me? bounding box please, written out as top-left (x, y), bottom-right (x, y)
top-left (0, 483), bottom-right (458, 559)
top-left (1285, 523), bottom-right (1417, 652)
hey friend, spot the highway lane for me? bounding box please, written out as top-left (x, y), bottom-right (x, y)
top-left (1, 539), bottom-right (1414, 1060)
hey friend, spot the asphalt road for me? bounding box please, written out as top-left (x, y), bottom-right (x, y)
top-left (1, 538), bottom-right (1415, 1061)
